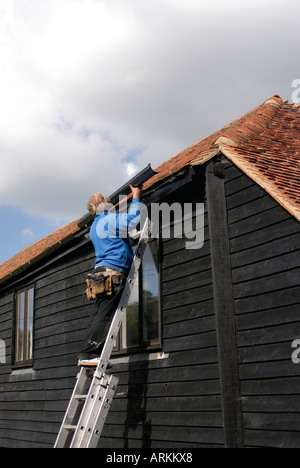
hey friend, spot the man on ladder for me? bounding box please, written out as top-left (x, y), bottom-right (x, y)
top-left (78, 184), bottom-right (143, 367)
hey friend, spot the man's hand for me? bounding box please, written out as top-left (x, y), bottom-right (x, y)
top-left (130, 184), bottom-right (143, 200)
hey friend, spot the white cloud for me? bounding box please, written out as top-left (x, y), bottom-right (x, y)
top-left (21, 227), bottom-right (35, 242)
top-left (126, 162), bottom-right (139, 178)
top-left (0, 0), bottom-right (299, 224)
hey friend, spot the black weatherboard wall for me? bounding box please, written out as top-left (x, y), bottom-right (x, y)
top-left (224, 160), bottom-right (300, 448)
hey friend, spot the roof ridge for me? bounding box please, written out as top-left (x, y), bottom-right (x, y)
top-left (214, 95), bottom-right (284, 149)
top-left (218, 96), bottom-right (300, 221)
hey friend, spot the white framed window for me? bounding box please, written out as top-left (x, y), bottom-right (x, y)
top-left (14, 286), bottom-right (35, 367)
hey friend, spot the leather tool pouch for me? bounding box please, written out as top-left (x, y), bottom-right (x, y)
top-left (85, 272), bottom-right (113, 300)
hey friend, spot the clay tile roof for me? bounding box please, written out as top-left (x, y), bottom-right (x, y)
top-left (0, 94), bottom-right (299, 285)
top-left (219, 98), bottom-right (300, 221)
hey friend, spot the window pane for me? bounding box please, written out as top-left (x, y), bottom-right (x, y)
top-left (26, 288), bottom-right (34, 361)
top-left (142, 241), bottom-right (159, 342)
top-left (117, 239), bottom-right (160, 352)
top-left (125, 274), bottom-right (140, 348)
top-left (17, 292), bottom-right (25, 362)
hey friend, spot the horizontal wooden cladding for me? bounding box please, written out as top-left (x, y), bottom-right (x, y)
top-left (162, 285), bottom-right (213, 311)
top-left (35, 268), bottom-right (92, 310)
top-left (100, 422), bottom-right (224, 447)
top-left (225, 162), bottom-right (300, 449)
top-left (113, 361), bottom-right (220, 386)
top-left (234, 286), bottom-right (300, 315)
top-left (232, 250), bottom-right (300, 285)
top-left (106, 410), bottom-right (222, 429)
top-left (229, 204), bottom-right (291, 240)
top-left (164, 315), bottom-right (216, 340)
top-left (243, 395), bottom-right (300, 414)
top-left (0, 432), bottom-right (53, 448)
top-left (225, 167), bottom-right (298, 256)
top-left (236, 303), bottom-right (300, 331)
top-left (0, 294), bottom-right (13, 349)
top-left (163, 239), bottom-right (210, 272)
top-left (237, 320), bottom-right (300, 348)
top-left (238, 341), bottom-right (298, 367)
top-left (161, 216), bottom-right (216, 354)
top-left (229, 192), bottom-right (277, 226)
top-left (163, 263), bottom-right (211, 291)
top-left (0, 293), bottom-right (14, 310)
top-left (32, 247), bottom-right (94, 365)
top-left (163, 299), bottom-right (214, 325)
top-left (102, 381), bottom-right (223, 447)
top-left (243, 429), bottom-right (300, 449)
top-left (233, 268), bottom-right (300, 299)
top-left (230, 217), bottom-right (300, 255)
top-left (98, 357), bottom-right (222, 448)
top-left (163, 251), bottom-right (211, 283)
top-left (0, 244), bottom-right (94, 448)
top-left (162, 249), bottom-right (213, 315)
top-left (231, 232), bottom-right (299, 269)
top-left (99, 438), bottom-right (222, 449)
top-left (239, 360), bottom-right (300, 382)
top-left (240, 376), bottom-right (300, 396)
top-left (114, 379), bottom-right (221, 399)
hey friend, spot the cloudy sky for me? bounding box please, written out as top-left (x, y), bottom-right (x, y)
top-left (0, 0), bottom-right (299, 264)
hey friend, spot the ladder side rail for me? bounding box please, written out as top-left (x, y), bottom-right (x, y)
top-left (69, 270), bottom-right (140, 448)
top-left (54, 368), bottom-right (90, 448)
top-left (79, 374), bottom-right (119, 449)
top-left (93, 217), bottom-right (151, 375)
top-left (69, 373), bottom-right (115, 448)
top-left (69, 269), bottom-right (139, 448)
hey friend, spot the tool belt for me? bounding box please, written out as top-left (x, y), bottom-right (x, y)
top-left (85, 268), bottom-right (124, 300)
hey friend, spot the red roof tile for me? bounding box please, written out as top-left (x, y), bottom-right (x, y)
top-left (0, 95), bottom-right (299, 285)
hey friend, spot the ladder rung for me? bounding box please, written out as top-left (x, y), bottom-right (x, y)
top-left (74, 394), bottom-right (88, 401)
top-left (64, 424), bottom-right (77, 432)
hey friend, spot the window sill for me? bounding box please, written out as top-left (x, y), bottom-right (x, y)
top-left (110, 351), bottom-right (169, 366)
top-left (10, 368), bottom-right (36, 381)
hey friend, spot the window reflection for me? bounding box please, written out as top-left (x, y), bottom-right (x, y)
top-left (125, 274), bottom-right (140, 348)
top-left (17, 292), bottom-right (25, 363)
top-left (142, 240), bottom-right (159, 343)
top-left (27, 288), bottom-right (34, 361)
top-left (15, 287), bottom-right (34, 366)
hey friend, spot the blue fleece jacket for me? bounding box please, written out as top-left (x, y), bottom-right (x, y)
top-left (90, 199), bottom-right (142, 274)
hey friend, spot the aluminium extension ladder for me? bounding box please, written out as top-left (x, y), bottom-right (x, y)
top-left (54, 218), bottom-right (151, 449)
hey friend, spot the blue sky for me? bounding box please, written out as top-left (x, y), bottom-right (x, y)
top-left (0, 0), bottom-right (299, 265)
top-left (0, 206), bottom-right (63, 263)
